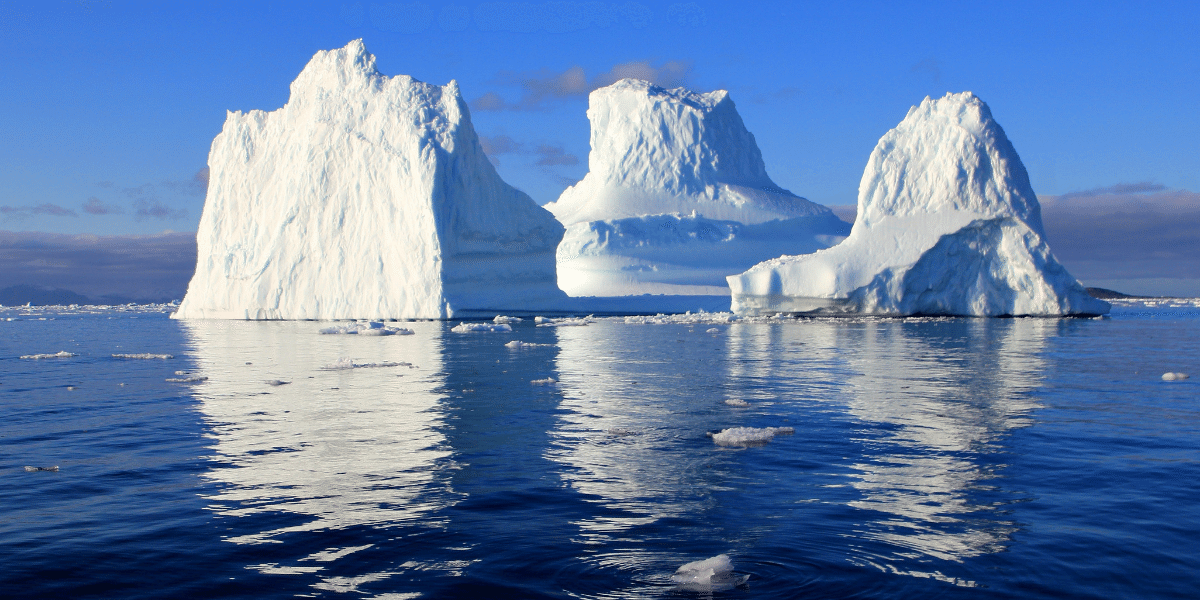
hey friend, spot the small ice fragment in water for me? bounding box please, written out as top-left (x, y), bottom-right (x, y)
top-left (324, 358), bottom-right (409, 370)
top-left (20, 351), bottom-right (76, 359)
top-left (112, 353), bottom-right (173, 359)
top-left (531, 377), bottom-right (556, 385)
top-left (166, 375), bottom-right (208, 383)
top-left (320, 323), bottom-right (414, 335)
top-left (505, 340), bottom-right (552, 349)
top-left (724, 399), bottom-right (751, 407)
top-left (671, 554), bottom-right (747, 591)
top-left (1162, 372), bottom-right (1190, 381)
top-left (709, 426), bottom-right (794, 446)
top-left (267, 380), bottom-right (291, 386)
top-left (706, 327), bottom-right (719, 333)
top-left (451, 322), bottom-right (513, 333)
top-left (24, 466), bottom-right (59, 472)
top-left (493, 315), bottom-right (522, 324)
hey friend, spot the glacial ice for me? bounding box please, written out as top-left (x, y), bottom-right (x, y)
top-left (1162, 372), bottom-right (1190, 381)
top-left (450, 322), bottom-right (513, 333)
top-left (709, 426), bottom-right (794, 447)
top-left (728, 92), bottom-right (1110, 317)
top-left (319, 322), bottom-right (414, 335)
top-left (544, 79), bottom-right (849, 296)
top-left (174, 40), bottom-right (565, 321)
top-left (20, 351), bottom-right (76, 359)
top-left (671, 554), bottom-right (747, 591)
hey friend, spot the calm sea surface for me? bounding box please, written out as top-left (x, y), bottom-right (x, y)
top-left (2, 301), bottom-right (1198, 599)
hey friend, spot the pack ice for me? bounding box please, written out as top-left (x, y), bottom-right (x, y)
top-left (174, 40), bottom-right (565, 320)
top-left (544, 79), bottom-right (849, 296)
top-left (728, 92), bottom-right (1110, 317)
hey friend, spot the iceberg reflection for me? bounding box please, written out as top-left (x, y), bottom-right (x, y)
top-left (180, 320), bottom-right (454, 585)
top-left (837, 319), bottom-right (1050, 568)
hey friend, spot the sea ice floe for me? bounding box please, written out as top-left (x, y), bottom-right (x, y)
top-left (451, 322), bottom-right (513, 333)
top-left (724, 399), bottom-right (751, 407)
top-left (622, 311), bottom-right (736, 325)
top-left (671, 554), bottom-right (747, 591)
top-left (319, 322), bottom-right (414, 335)
top-left (535, 316), bottom-right (593, 327)
top-left (266, 380), bottom-right (291, 386)
top-left (493, 315), bottom-right (523, 324)
top-left (24, 466), bottom-right (59, 472)
top-left (112, 353), bottom-right (174, 359)
top-left (709, 426), bottom-right (794, 447)
top-left (20, 351), bottom-right (76, 359)
top-left (505, 340), bottom-right (553, 349)
top-left (1162, 372), bottom-right (1190, 381)
top-left (324, 358), bottom-right (411, 370)
top-left (166, 374), bottom-right (209, 383)
top-left (531, 377), bottom-right (557, 385)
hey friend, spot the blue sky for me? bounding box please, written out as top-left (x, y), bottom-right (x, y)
top-left (1, 1), bottom-right (1198, 295)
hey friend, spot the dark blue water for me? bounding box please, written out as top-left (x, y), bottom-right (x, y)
top-left (2, 302), bottom-right (1198, 599)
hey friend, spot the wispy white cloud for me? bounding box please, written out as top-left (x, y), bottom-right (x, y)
top-left (472, 60), bottom-right (692, 111)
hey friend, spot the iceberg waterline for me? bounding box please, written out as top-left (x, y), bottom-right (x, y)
top-left (173, 40), bottom-right (1102, 320)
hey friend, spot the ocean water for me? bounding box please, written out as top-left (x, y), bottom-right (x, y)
top-left (3, 301), bottom-right (1199, 599)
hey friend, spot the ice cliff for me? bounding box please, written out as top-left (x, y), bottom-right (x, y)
top-left (727, 92), bottom-right (1109, 317)
top-left (174, 40), bottom-right (565, 320)
top-left (544, 79), bottom-right (849, 296)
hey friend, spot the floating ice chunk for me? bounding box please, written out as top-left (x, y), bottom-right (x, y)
top-left (493, 315), bottom-right (523, 324)
top-left (534, 316), bottom-right (551, 324)
top-left (112, 353), bottom-right (174, 359)
top-left (531, 377), bottom-right (557, 385)
top-left (709, 426), bottom-right (794, 446)
top-left (20, 351), bottom-right (76, 359)
top-left (267, 380), bottom-right (291, 386)
top-left (1162, 372), bottom-right (1190, 381)
top-left (706, 327), bottom-right (720, 333)
top-left (320, 323), bottom-right (414, 335)
top-left (24, 466), bottom-right (59, 472)
top-left (324, 358), bottom-right (410, 370)
top-left (505, 340), bottom-right (553, 349)
top-left (166, 375), bottom-right (209, 383)
top-left (671, 554), bottom-right (747, 591)
top-left (451, 322), bottom-right (513, 333)
top-left (724, 399), bottom-right (751, 407)
top-left (622, 311), bottom-right (737, 325)
top-left (535, 316), bottom-right (593, 327)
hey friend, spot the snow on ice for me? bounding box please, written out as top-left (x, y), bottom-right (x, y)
top-left (728, 92), bottom-right (1111, 317)
top-left (174, 40), bottom-right (564, 321)
top-left (709, 426), bottom-right (794, 447)
top-left (544, 79), bottom-right (849, 297)
top-left (21, 351), bottom-right (76, 359)
top-left (450, 322), bottom-right (513, 333)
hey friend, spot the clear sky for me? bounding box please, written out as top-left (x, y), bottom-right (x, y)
top-left (1, 1), bottom-right (1198, 295)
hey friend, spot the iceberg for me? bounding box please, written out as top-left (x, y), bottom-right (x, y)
top-left (544, 79), bottom-right (849, 297)
top-left (728, 92), bottom-right (1110, 317)
top-left (174, 40), bottom-right (565, 320)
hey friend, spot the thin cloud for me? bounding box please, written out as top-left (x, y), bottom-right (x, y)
top-left (1053, 181), bottom-right (1168, 201)
top-left (473, 59), bottom-right (693, 111)
top-left (478, 134), bottom-right (523, 167)
top-left (83, 197), bottom-right (123, 215)
top-left (535, 144), bottom-right (579, 166)
top-left (0, 203), bottom-right (78, 218)
top-left (135, 199), bottom-right (188, 221)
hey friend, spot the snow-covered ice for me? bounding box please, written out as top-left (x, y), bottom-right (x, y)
top-left (728, 92), bottom-right (1111, 317)
top-left (1162, 372), bottom-right (1190, 381)
top-left (450, 322), bottom-right (513, 333)
top-left (531, 377), bottom-right (557, 385)
top-left (535, 316), bottom-right (592, 327)
top-left (544, 79), bottom-right (849, 297)
top-left (671, 554), bottom-right (747, 591)
top-left (493, 315), bottom-right (522, 324)
top-left (723, 398), bottom-right (751, 407)
top-left (20, 351), bottom-right (76, 359)
top-left (174, 40), bottom-right (564, 321)
top-left (319, 322), bottom-right (414, 335)
top-left (709, 426), bottom-right (794, 446)
top-left (504, 340), bottom-right (553, 348)
top-left (112, 353), bottom-right (174, 359)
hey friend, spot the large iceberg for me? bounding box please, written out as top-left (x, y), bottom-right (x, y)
top-left (174, 40), bottom-right (565, 320)
top-left (728, 92), bottom-right (1110, 317)
top-left (544, 79), bottom-right (849, 296)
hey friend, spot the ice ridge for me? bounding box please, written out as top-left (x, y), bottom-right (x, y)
top-left (728, 92), bottom-right (1110, 317)
top-left (174, 40), bottom-right (565, 321)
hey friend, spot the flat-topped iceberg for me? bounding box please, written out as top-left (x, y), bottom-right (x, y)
top-left (544, 79), bottom-right (848, 296)
top-left (728, 92), bottom-right (1110, 317)
top-left (174, 40), bottom-right (565, 320)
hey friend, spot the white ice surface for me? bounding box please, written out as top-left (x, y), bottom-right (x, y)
top-left (671, 554), bottom-right (747, 591)
top-left (709, 426), bottom-right (794, 447)
top-left (545, 79), bottom-right (848, 296)
top-left (450, 322), bottom-right (513, 333)
top-left (175, 40), bottom-right (564, 321)
top-left (729, 92), bottom-right (1110, 317)
top-left (319, 322), bottom-right (414, 336)
top-left (20, 351), bottom-right (76, 359)
top-left (1162, 372), bottom-right (1190, 381)
top-left (504, 340), bottom-right (552, 348)
top-left (112, 353), bottom-right (174, 359)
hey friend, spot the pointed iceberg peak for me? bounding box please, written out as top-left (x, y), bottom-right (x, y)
top-left (858, 91), bottom-right (1043, 234)
top-left (729, 91), bottom-right (1107, 317)
top-left (289, 39), bottom-right (384, 99)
